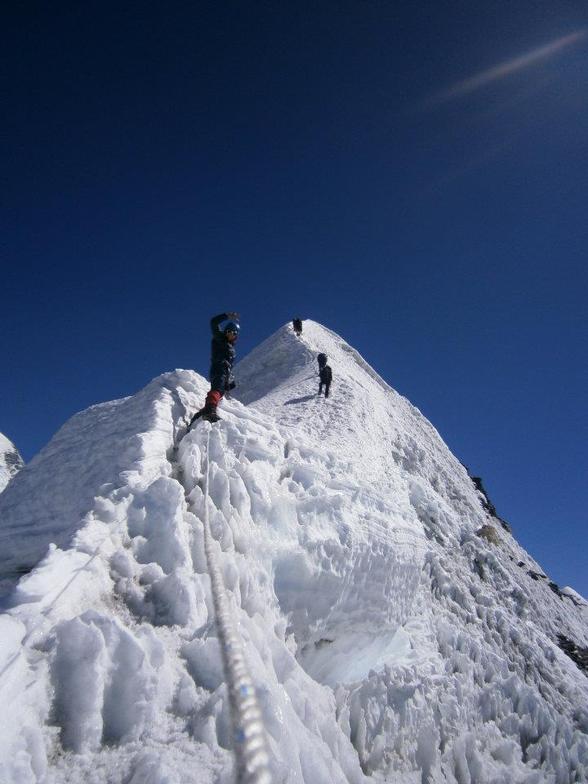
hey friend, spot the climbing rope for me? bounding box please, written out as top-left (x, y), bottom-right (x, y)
top-left (201, 428), bottom-right (272, 784)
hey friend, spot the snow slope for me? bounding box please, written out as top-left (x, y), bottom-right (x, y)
top-left (0, 432), bottom-right (24, 494)
top-left (0, 320), bottom-right (587, 784)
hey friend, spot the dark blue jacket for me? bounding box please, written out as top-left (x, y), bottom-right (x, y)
top-left (209, 313), bottom-right (236, 390)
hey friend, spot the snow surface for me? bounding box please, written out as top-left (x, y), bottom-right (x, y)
top-left (0, 432), bottom-right (24, 494)
top-left (0, 320), bottom-right (587, 784)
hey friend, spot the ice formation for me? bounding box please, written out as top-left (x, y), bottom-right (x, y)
top-left (0, 432), bottom-right (24, 494)
top-left (0, 320), bottom-right (586, 783)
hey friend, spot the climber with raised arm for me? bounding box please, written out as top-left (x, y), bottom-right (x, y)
top-left (189, 312), bottom-right (240, 425)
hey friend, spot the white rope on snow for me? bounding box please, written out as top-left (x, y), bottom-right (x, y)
top-left (2, 421), bottom-right (272, 784)
top-left (200, 427), bottom-right (272, 784)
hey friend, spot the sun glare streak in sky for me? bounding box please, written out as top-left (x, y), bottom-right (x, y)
top-left (425, 30), bottom-right (586, 107)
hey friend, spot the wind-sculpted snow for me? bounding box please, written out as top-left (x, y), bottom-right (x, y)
top-left (0, 321), bottom-right (587, 783)
top-left (0, 432), bottom-right (24, 494)
top-left (0, 377), bottom-right (192, 591)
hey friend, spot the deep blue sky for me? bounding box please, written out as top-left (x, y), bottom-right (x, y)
top-left (3, 3), bottom-right (587, 595)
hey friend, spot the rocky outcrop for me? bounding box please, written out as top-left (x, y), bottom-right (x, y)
top-left (0, 432), bottom-right (24, 493)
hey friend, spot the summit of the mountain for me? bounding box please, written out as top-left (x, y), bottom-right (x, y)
top-left (237, 320), bottom-right (498, 541)
top-left (0, 321), bottom-right (587, 784)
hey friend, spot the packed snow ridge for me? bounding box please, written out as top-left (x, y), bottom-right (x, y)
top-left (0, 320), bottom-right (587, 784)
top-left (0, 432), bottom-right (24, 494)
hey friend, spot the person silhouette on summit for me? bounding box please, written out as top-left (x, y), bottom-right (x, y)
top-left (190, 312), bottom-right (240, 425)
top-left (292, 317), bottom-right (303, 336)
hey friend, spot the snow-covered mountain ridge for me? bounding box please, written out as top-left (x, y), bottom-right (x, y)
top-left (0, 320), bottom-right (586, 783)
top-left (0, 432), bottom-right (24, 494)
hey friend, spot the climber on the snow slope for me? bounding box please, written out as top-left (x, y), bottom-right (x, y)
top-left (189, 312), bottom-right (240, 425)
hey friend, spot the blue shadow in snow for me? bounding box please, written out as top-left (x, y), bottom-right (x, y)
top-left (284, 394), bottom-right (316, 406)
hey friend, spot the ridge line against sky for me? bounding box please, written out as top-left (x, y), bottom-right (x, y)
top-left (3, 2), bottom-right (587, 598)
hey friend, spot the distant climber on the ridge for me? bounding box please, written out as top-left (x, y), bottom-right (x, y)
top-left (189, 312), bottom-right (240, 425)
top-left (292, 317), bottom-right (303, 336)
top-left (317, 354), bottom-right (332, 398)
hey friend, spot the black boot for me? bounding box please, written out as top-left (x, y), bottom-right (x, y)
top-left (188, 409), bottom-right (204, 428)
top-left (202, 401), bottom-right (220, 422)
top-left (188, 407), bottom-right (220, 427)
